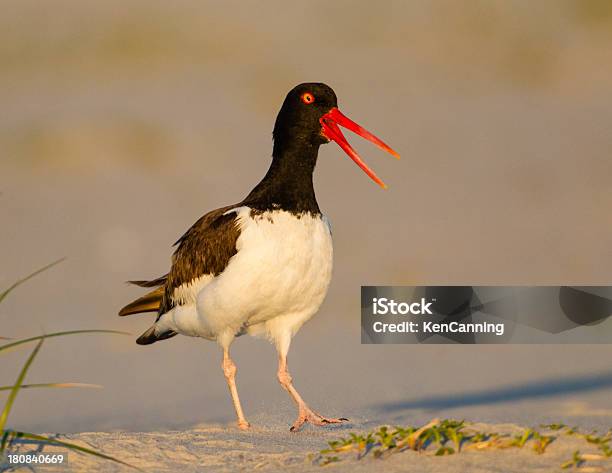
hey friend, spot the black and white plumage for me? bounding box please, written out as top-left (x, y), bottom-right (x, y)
top-left (119, 83), bottom-right (398, 431)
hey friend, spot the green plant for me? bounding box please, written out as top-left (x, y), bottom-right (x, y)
top-left (316, 419), bottom-right (612, 470)
top-left (561, 450), bottom-right (585, 469)
top-left (532, 431), bottom-right (554, 455)
top-left (0, 261), bottom-right (137, 470)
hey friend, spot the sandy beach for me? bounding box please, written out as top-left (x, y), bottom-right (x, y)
top-left (5, 419), bottom-right (611, 472)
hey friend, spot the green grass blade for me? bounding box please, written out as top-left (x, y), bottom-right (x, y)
top-left (0, 383), bottom-right (102, 392)
top-left (0, 258), bottom-right (66, 305)
top-left (1, 430), bottom-right (10, 451)
top-left (3, 430), bottom-right (142, 471)
top-left (0, 330), bottom-right (130, 354)
top-left (0, 338), bottom-right (44, 433)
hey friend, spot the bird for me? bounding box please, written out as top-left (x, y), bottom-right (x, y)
top-left (119, 83), bottom-right (399, 431)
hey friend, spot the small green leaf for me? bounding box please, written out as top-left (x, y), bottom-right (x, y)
top-left (0, 382), bottom-right (102, 392)
top-left (561, 450), bottom-right (585, 469)
top-left (435, 446), bottom-right (455, 456)
top-left (541, 423), bottom-right (566, 431)
top-left (321, 455), bottom-right (340, 465)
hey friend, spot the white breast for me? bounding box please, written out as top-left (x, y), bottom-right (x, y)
top-left (165, 207), bottom-right (334, 343)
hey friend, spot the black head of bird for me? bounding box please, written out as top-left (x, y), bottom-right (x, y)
top-left (272, 82), bottom-right (399, 189)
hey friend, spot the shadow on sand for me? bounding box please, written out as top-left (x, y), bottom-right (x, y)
top-left (378, 370), bottom-right (612, 412)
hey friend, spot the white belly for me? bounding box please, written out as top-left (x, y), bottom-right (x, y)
top-left (160, 208), bottom-right (333, 344)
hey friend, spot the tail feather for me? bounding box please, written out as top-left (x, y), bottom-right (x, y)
top-left (136, 325), bottom-right (177, 345)
top-left (121, 274), bottom-right (177, 345)
top-left (118, 287), bottom-right (164, 316)
top-left (128, 275), bottom-right (168, 288)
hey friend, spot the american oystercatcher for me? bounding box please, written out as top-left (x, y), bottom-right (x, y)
top-left (119, 83), bottom-right (399, 431)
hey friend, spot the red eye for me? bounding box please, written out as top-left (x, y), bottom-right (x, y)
top-left (301, 92), bottom-right (315, 104)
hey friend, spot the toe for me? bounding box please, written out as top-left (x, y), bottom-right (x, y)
top-left (290, 421), bottom-right (304, 432)
top-left (314, 416), bottom-right (349, 425)
top-left (290, 408), bottom-right (348, 431)
top-left (237, 420), bottom-right (251, 430)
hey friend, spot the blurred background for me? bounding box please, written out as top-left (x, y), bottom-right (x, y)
top-left (2, 0), bottom-right (612, 433)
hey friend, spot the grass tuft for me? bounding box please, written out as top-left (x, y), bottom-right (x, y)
top-left (1, 260), bottom-right (136, 469)
top-left (315, 419), bottom-right (611, 469)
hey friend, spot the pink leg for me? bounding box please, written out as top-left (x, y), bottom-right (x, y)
top-left (277, 354), bottom-right (348, 432)
top-left (222, 348), bottom-right (250, 430)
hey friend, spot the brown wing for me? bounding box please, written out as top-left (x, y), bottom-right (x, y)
top-left (118, 204), bottom-right (241, 323)
top-left (158, 204), bottom-right (241, 318)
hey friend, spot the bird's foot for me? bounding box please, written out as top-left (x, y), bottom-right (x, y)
top-left (237, 419), bottom-right (251, 430)
top-left (290, 406), bottom-right (348, 432)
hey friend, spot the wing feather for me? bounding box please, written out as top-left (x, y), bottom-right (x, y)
top-left (119, 204), bottom-right (243, 348)
top-left (118, 287), bottom-right (164, 316)
top-left (158, 205), bottom-right (241, 317)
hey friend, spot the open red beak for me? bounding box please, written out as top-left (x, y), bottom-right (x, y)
top-left (320, 107), bottom-right (399, 189)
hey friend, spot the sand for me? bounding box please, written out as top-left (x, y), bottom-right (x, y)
top-left (4, 420), bottom-right (612, 472)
